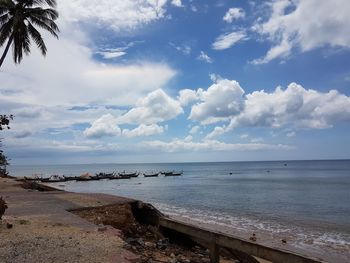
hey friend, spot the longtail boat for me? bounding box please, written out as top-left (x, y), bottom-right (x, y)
top-left (144, 173), bottom-right (159, 177)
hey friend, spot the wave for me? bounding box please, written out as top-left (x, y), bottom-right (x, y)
top-left (154, 202), bottom-right (350, 259)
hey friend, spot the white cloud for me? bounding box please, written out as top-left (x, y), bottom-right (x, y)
top-left (253, 0), bottom-right (350, 64)
top-left (171, 0), bottom-right (184, 8)
top-left (83, 114), bottom-right (121, 138)
top-left (250, 137), bottom-right (264, 143)
top-left (212, 31), bottom-right (247, 50)
top-left (228, 82), bottom-right (350, 130)
top-left (123, 124), bottom-right (166, 138)
top-left (97, 47), bottom-right (128, 59)
top-left (100, 51), bottom-right (127, 59)
top-left (1, 99), bottom-right (124, 137)
top-left (223, 8), bottom-right (245, 23)
top-left (118, 89), bottom-right (183, 125)
top-left (240, 134), bottom-right (249, 139)
top-left (197, 51), bottom-right (213, 63)
top-left (0, 34), bottom-right (176, 107)
top-left (142, 138), bottom-right (293, 152)
top-left (189, 78), bottom-right (245, 124)
top-left (170, 43), bottom-right (191, 55)
top-left (178, 89), bottom-right (199, 106)
top-left (205, 126), bottom-right (226, 139)
top-left (189, 125), bottom-right (200, 135)
top-left (286, 131), bottom-right (296, 137)
top-left (184, 80), bottom-right (350, 138)
top-left (58, 0), bottom-right (169, 31)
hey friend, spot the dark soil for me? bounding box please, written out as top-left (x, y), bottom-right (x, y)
top-left (72, 204), bottom-right (236, 263)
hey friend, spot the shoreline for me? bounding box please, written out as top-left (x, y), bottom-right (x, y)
top-left (0, 177), bottom-right (237, 263)
top-left (1, 176), bottom-right (345, 262)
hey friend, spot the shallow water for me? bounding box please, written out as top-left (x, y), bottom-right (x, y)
top-left (10, 160), bottom-right (350, 261)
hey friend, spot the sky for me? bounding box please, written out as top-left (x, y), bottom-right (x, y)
top-left (1, 0), bottom-right (350, 165)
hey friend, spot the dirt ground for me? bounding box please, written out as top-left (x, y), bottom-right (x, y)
top-left (0, 216), bottom-right (128, 263)
top-left (72, 204), bottom-right (238, 263)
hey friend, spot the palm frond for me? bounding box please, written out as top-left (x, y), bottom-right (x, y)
top-left (0, 17), bottom-right (13, 46)
top-left (0, 0), bottom-right (15, 10)
top-left (27, 15), bottom-right (59, 38)
top-left (0, 13), bottom-right (10, 26)
top-left (25, 7), bottom-right (58, 20)
top-left (20, 0), bottom-right (56, 8)
top-left (12, 21), bottom-right (30, 63)
top-left (27, 21), bottom-right (46, 55)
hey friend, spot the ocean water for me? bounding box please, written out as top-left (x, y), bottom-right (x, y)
top-left (9, 160), bottom-right (350, 261)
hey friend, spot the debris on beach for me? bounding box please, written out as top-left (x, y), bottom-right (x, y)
top-left (249, 233), bottom-right (257, 242)
top-left (71, 203), bottom-right (238, 263)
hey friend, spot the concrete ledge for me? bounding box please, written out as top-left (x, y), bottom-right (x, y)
top-left (159, 217), bottom-right (325, 263)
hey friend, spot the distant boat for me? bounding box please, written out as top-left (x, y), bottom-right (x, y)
top-left (63, 175), bottom-right (77, 181)
top-left (93, 172), bottom-right (113, 180)
top-left (143, 173), bottom-right (159, 177)
top-left (41, 175), bottom-right (66, 183)
top-left (164, 171), bottom-right (183, 176)
top-left (161, 171), bottom-right (173, 176)
top-left (118, 171), bottom-right (138, 178)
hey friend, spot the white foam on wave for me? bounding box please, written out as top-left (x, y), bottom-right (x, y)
top-left (154, 202), bottom-right (350, 254)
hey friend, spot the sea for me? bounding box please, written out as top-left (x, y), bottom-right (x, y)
top-left (9, 160), bottom-right (350, 262)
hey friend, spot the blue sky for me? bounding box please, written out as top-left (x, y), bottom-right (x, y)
top-left (1, 0), bottom-right (350, 164)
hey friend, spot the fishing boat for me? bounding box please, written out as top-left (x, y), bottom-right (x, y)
top-left (164, 171), bottom-right (183, 176)
top-left (41, 175), bottom-right (66, 183)
top-left (161, 171), bottom-right (173, 176)
top-left (143, 173), bottom-right (159, 177)
top-left (118, 174), bottom-right (132, 179)
top-left (63, 175), bottom-right (77, 181)
top-left (118, 171), bottom-right (138, 178)
top-left (93, 172), bottom-right (113, 180)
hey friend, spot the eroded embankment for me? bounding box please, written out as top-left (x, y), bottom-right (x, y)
top-left (70, 202), bottom-right (238, 263)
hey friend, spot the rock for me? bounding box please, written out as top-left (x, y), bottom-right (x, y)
top-left (97, 226), bottom-right (107, 232)
top-left (145, 241), bottom-right (156, 248)
top-left (126, 237), bottom-right (145, 247)
top-left (156, 238), bottom-right (169, 249)
top-left (249, 233), bottom-right (257, 242)
top-left (6, 222), bottom-right (13, 229)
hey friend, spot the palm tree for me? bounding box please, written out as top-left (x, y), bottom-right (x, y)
top-left (0, 0), bottom-right (59, 68)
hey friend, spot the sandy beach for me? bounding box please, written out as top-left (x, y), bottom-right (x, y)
top-left (0, 177), bottom-right (249, 263)
top-left (1, 175), bottom-right (335, 263)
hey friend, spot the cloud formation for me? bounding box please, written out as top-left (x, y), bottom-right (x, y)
top-left (0, 35), bottom-right (176, 107)
top-left (228, 82), bottom-right (350, 130)
top-left (212, 31), bottom-right (247, 50)
top-left (223, 8), bottom-right (245, 23)
top-left (123, 124), bottom-right (166, 138)
top-left (189, 78), bottom-right (245, 124)
top-left (84, 114), bottom-right (121, 138)
top-left (171, 0), bottom-right (183, 8)
top-left (142, 138), bottom-right (292, 152)
top-left (118, 89), bottom-right (183, 125)
top-left (196, 81), bottom-right (350, 138)
top-left (253, 0), bottom-right (350, 63)
top-left (59, 0), bottom-right (169, 31)
top-left (197, 51), bottom-right (213, 63)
